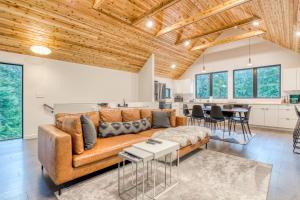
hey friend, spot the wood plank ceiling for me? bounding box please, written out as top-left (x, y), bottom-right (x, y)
top-left (0, 0), bottom-right (299, 79)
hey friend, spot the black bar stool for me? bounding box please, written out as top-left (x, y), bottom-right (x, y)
top-left (293, 106), bottom-right (300, 154)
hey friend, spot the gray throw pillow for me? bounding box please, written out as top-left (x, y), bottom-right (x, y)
top-left (80, 115), bottom-right (97, 150)
top-left (99, 118), bottom-right (151, 138)
top-left (152, 111), bottom-right (171, 128)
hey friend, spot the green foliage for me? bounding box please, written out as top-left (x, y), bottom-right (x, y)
top-left (212, 72), bottom-right (228, 99)
top-left (0, 63), bottom-right (22, 140)
top-left (257, 66), bottom-right (280, 98)
top-left (196, 74), bottom-right (210, 99)
top-left (234, 69), bottom-right (254, 98)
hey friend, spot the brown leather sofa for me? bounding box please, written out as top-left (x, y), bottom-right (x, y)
top-left (38, 108), bottom-right (209, 188)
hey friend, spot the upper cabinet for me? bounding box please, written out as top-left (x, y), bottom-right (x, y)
top-left (283, 68), bottom-right (300, 91)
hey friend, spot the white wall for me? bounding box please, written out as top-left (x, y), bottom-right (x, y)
top-left (139, 54), bottom-right (154, 102)
top-left (0, 51), bottom-right (139, 139)
top-left (180, 29), bottom-right (300, 103)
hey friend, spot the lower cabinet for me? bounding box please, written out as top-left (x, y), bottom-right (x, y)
top-left (250, 104), bottom-right (298, 129)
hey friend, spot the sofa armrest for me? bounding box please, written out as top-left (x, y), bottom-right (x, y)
top-left (38, 125), bottom-right (73, 185)
top-left (176, 116), bottom-right (187, 126)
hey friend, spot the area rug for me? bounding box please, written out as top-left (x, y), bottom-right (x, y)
top-left (210, 129), bottom-right (256, 145)
top-left (56, 150), bottom-right (272, 200)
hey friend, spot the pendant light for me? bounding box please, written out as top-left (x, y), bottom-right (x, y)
top-left (247, 37), bottom-right (253, 67)
top-left (202, 53), bottom-right (206, 73)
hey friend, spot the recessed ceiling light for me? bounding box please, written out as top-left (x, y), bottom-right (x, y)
top-left (30, 45), bottom-right (52, 55)
top-left (171, 64), bottom-right (176, 69)
top-left (234, 25), bottom-right (238, 29)
top-left (184, 40), bottom-right (191, 47)
top-left (296, 31), bottom-right (300, 37)
top-left (252, 21), bottom-right (260, 27)
top-left (146, 19), bottom-right (154, 28)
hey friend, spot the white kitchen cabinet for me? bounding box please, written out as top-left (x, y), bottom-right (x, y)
top-left (283, 68), bottom-right (297, 91)
top-left (250, 106), bottom-right (265, 126)
top-left (264, 107), bottom-right (278, 127)
top-left (174, 79), bottom-right (193, 94)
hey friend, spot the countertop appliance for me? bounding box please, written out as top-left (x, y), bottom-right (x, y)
top-left (289, 95), bottom-right (300, 104)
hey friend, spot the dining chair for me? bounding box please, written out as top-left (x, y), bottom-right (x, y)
top-left (183, 104), bottom-right (192, 125)
top-left (191, 105), bottom-right (206, 126)
top-left (229, 106), bottom-right (252, 141)
top-left (293, 106), bottom-right (300, 153)
top-left (209, 105), bottom-right (226, 136)
top-left (223, 104), bottom-right (234, 130)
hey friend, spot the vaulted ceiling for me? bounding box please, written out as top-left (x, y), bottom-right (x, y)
top-left (0, 0), bottom-right (299, 79)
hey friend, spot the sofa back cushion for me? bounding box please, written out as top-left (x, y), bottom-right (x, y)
top-left (122, 109), bottom-right (141, 122)
top-left (99, 109), bottom-right (122, 122)
top-left (99, 118), bottom-right (151, 138)
top-left (59, 116), bottom-right (84, 154)
top-left (55, 111), bottom-right (100, 130)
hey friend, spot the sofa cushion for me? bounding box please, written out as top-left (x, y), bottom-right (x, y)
top-left (152, 111), bottom-right (171, 128)
top-left (99, 118), bottom-right (151, 137)
top-left (59, 116), bottom-right (84, 155)
top-left (138, 128), bottom-right (165, 138)
top-left (56, 112), bottom-right (100, 130)
top-left (72, 134), bottom-right (148, 167)
top-left (80, 115), bottom-right (97, 150)
top-left (122, 109), bottom-right (141, 122)
top-left (100, 109), bottom-right (122, 122)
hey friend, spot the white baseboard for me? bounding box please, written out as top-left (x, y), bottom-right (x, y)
top-left (24, 134), bottom-right (37, 140)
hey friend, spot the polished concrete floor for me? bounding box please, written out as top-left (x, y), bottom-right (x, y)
top-left (0, 127), bottom-right (299, 200)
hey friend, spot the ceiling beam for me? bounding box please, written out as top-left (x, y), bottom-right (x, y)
top-left (156, 0), bottom-right (253, 36)
top-left (176, 16), bottom-right (261, 45)
top-left (93, 0), bottom-right (105, 9)
top-left (132, 0), bottom-right (182, 25)
top-left (191, 30), bottom-right (265, 51)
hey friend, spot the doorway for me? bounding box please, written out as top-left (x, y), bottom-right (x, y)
top-left (0, 62), bottom-right (23, 140)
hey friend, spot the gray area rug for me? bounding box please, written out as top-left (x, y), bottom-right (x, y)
top-left (56, 150), bottom-right (272, 200)
top-left (210, 130), bottom-right (256, 145)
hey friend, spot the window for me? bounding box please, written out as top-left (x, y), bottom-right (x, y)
top-left (234, 69), bottom-right (254, 98)
top-left (0, 63), bottom-right (23, 140)
top-left (257, 66), bottom-right (280, 98)
top-left (195, 74), bottom-right (210, 99)
top-left (195, 71), bottom-right (228, 99)
top-left (212, 72), bottom-right (228, 99)
top-left (233, 65), bottom-right (281, 99)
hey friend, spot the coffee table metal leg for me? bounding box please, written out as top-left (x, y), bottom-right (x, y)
top-left (118, 162), bottom-right (121, 195)
top-left (164, 155), bottom-right (167, 188)
top-left (177, 150), bottom-right (180, 181)
top-left (170, 153), bottom-right (172, 184)
top-left (153, 159), bottom-right (156, 199)
top-left (122, 159), bottom-right (125, 189)
top-left (135, 163), bottom-right (138, 200)
top-left (142, 161), bottom-right (145, 200)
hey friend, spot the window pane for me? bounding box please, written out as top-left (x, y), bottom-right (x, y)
top-left (196, 74), bottom-right (210, 99)
top-left (257, 66), bottom-right (280, 98)
top-left (234, 69), bottom-right (254, 98)
top-left (212, 72), bottom-right (228, 98)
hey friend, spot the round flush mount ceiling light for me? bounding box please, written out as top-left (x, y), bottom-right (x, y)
top-left (171, 64), bottom-right (176, 69)
top-left (296, 31), bottom-right (300, 37)
top-left (146, 19), bottom-right (154, 28)
top-left (30, 45), bottom-right (52, 55)
top-left (252, 21), bottom-right (260, 27)
top-left (184, 40), bottom-right (191, 47)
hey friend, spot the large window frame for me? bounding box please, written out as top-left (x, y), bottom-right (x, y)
top-left (195, 71), bottom-right (228, 99)
top-left (233, 64), bottom-right (281, 99)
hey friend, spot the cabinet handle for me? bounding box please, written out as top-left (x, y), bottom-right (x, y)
top-left (286, 118), bottom-right (290, 120)
top-left (286, 109), bottom-right (290, 111)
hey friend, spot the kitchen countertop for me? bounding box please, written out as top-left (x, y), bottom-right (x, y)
top-left (173, 102), bottom-right (300, 105)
